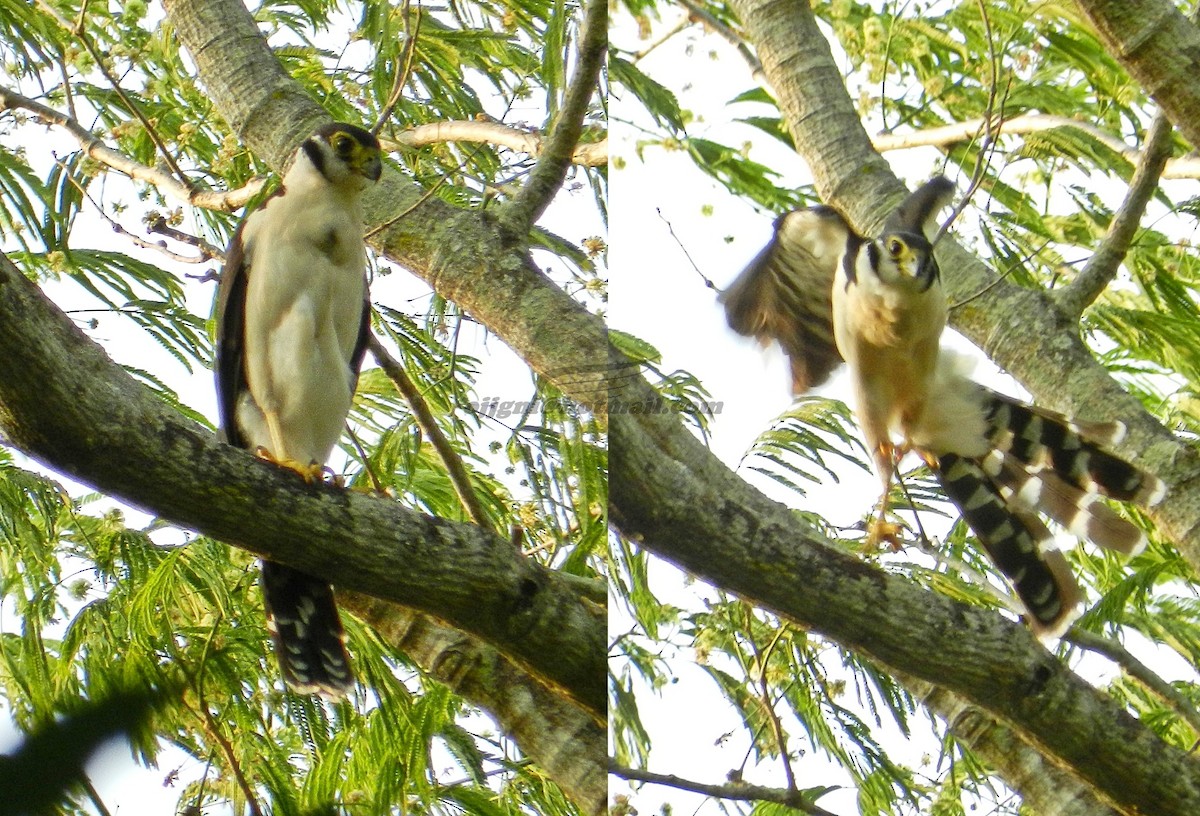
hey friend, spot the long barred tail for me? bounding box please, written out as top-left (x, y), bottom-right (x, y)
top-left (261, 560), bottom-right (354, 698)
top-left (933, 452), bottom-right (1082, 634)
top-left (981, 391), bottom-right (1165, 507)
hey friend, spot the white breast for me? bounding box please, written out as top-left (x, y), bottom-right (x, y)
top-left (237, 172), bottom-right (366, 465)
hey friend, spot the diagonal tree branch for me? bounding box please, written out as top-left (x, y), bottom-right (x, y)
top-left (499, 0), bottom-right (607, 235)
top-left (1053, 111), bottom-right (1174, 319)
top-left (609, 365), bottom-right (1200, 816)
top-left (0, 249), bottom-right (605, 725)
top-left (1073, 0), bottom-right (1200, 154)
top-left (0, 86), bottom-right (266, 211)
top-left (907, 677), bottom-right (1123, 816)
top-left (367, 335), bottom-right (493, 530)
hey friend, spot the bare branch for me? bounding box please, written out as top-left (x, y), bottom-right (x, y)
top-left (500, 0), bottom-right (606, 234)
top-left (676, 0), bottom-right (767, 86)
top-left (1053, 112), bottom-right (1174, 318)
top-left (382, 120), bottom-right (607, 167)
top-left (0, 86), bottom-right (266, 211)
top-left (367, 335), bottom-right (493, 531)
top-left (35, 0), bottom-right (191, 187)
top-left (873, 113), bottom-right (1200, 178)
top-left (1066, 627), bottom-right (1200, 739)
top-left (609, 761), bottom-right (840, 816)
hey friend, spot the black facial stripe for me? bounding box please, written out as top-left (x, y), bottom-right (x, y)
top-left (301, 139), bottom-right (327, 179)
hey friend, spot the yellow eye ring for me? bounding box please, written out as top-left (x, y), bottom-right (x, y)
top-left (888, 238), bottom-right (904, 256)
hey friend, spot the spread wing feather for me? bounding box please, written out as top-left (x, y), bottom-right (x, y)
top-left (721, 207), bottom-right (853, 393)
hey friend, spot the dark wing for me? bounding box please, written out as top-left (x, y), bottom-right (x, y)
top-left (720, 206), bottom-right (853, 393)
top-left (884, 176), bottom-right (956, 238)
top-left (214, 219), bottom-right (251, 448)
top-left (349, 286), bottom-right (371, 392)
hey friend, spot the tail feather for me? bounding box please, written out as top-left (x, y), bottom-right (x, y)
top-left (981, 391), bottom-right (1164, 506)
top-left (985, 451), bottom-right (1147, 556)
top-left (934, 453), bottom-right (1081, 634)
top-left (261, 560), bottom-right (354, 699)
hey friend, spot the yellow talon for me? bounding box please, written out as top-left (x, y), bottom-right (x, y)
top-left (253, 446), bottom-right (324, 483)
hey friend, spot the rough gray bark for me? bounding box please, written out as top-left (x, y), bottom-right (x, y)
top-left (0, 250), bottom-right (604, 724)
top-left (908, 678), bottom-right (1122, 816)
top-left (1073, 0), bottom-right (1200, 153)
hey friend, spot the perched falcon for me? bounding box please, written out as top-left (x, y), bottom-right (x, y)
top-left (215, 122), bottom-right (383, 696)
top-left (722, 177), bottom-right (1164, 635)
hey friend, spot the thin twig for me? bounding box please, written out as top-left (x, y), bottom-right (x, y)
top-left (1065, 627), bottom-right (1200, 739)
top-left (187, 699), bottom-right (264, 816)
top-left (36, 0), bottom-right (191, 187)
top-left (372, 0), bottom-right (422, 135)
top-left (656, 207), bottom-right (717, 290)
top-left (51, 158), bottom-right (214, 264)
top-left (0, 86), bottom-right (265, 210)
top-left (675, 0), bottom-right (766, 86)
top-left (630, 12), bottom-right (690, 63)
top-left (742, 611), bottom-right (797, 791)
top-left (146, 214), bottom-right (225, 260)
top-left (499, 0), bottom-right (605, 234)
top-left (610, 760), bottom-right (841, 816)
top-left (931, 0), bottom-right (1005, 248)
top-left (1053, 112), bottom-right (1174, 319)
top-left (368, 335), bottom-right (493, 530)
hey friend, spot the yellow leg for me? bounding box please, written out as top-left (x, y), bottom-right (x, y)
top-left (867, 441), bottom-right (903, 549)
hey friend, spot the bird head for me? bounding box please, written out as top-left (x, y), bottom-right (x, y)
top-left (303, 123), bottom-right (384, 189)
top-left (868, 231), bottom-right (939, 291)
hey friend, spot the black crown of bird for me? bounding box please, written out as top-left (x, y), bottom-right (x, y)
top-left (721, 175), bottom-right (1165, 636)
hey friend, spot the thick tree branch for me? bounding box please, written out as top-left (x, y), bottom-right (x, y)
top-left (1066, 628), bottom-right (1200, 740)
top-left (0, 86), bottom-right (266, 211)
top-left (0, 250), bottom-right (604, 724)
top-left (499, 0), bottom-right (606, 234)
top-left (908, 678), bottom-right (1123, 816)
top-left (384, 121), bottom-right (607, 167)
top-left (162, 0), bottom-right (609, 422)
top-left (609, 760), bottom-right (839, 816)
top-left (1053, 112), bottom-right (1174, 318)
top-left (610, 365), bottom-right (1200, 816)
top-left (1073, 0), bottom-right (1200, 154)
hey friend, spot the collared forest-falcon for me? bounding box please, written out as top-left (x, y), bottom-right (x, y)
top-left (721, 177), bottom-right (1164, 635)
top-left (215, 122), bottom-right (383, 696)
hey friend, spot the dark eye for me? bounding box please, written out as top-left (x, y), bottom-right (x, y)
top-left (331, 133), bottom-right (353, 154)
top-left (889, 238), bottom-right (903, 255)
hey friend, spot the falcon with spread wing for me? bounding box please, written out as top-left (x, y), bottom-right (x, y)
top-left (722, 177), bottom-right (1164, 635)
top-left (215, 122), bottom-right (383, 696)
